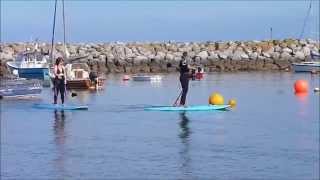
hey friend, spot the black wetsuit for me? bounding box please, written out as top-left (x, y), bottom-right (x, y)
top-left (179, 58), bottom-right (190, 105)
top-left (54, 67), bottom-right (65, 104)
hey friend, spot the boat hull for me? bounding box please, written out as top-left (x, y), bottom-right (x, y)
top-left (66, 79), bottom-right (92, 89)
top-left (0, 79), bottom-right (42, 97)
top-left (132, 75), bottom-right (162, 81)
top-left (292, 62), bottom-right (320, 72)
top-left (7, 62), bottom-right (49, 79)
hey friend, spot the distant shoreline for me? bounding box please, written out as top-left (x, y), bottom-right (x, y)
top-left (1, 39), bottom-right (319, 76)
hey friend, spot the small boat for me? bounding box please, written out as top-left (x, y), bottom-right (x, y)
top-left (292, 61), bottom-right (320, 72)
top-left (49, 63), bottom-right (104, 90)
top-left (0, 78), bottom-right (42, 98)
top-left (292, 52), bottom-right (320, 73)
top-left (131, 74), bottom-right (162, 81)
top-left (6, 45), bottom-right (49, 80)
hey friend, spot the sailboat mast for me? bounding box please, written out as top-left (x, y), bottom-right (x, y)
top-left (50, 0), bottom-right (58, 64)
top-left (62, 0), bottom-right (66, 51)
top-left (62, 0), bottom-right (70, 59)
top-left (299, 0), bottom-right (312, 39)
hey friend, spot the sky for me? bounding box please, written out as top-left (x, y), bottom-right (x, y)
top-left (1, 0), bottom-right (319, 43)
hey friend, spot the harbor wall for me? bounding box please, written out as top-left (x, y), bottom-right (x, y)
top-left (1, 39), bottom-right (319, 76)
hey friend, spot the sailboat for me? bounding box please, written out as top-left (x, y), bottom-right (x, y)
top-left (292, 0), bottom-right (320, 73)
top-left (49, 0), bottom-right (104, 89)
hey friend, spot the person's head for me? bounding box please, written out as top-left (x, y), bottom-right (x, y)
top-left (55, 57), bottom-right (64, 66)
top-left (182, 52), bottom-right (188, 57)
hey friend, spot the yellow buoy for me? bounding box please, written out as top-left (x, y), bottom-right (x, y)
top-left (228, 99), bottom-right (237, 107)
top-left (209, 93), bottom-right (224, 105)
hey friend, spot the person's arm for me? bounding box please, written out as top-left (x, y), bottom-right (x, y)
top-left (187, 58), bottom-right (196, 70)
top-left (54, 65), bottom-right (58, 77)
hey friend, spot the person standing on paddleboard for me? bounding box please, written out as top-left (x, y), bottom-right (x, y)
top-left (177, 52), bottom-right (193, 107)
top-left (53, 57), bottom-right (66, 104)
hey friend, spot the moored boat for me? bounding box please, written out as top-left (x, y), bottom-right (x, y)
top-left (49, 63), bottom-right (104, 89)
top-left (131, 74), bottom-right (162, 81)
top-left (6, 45), bottom-right (49, 80)
top-left (292, 61), bottom-right (320, 72)
top-left (0, 78), bottom-right (42, 98)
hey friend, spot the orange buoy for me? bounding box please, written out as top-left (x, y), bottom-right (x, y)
top-left (294, 80), bottom-right (308, 93)
top-left (123, 75), bottom-right (130, 81)
top-left (228, 99), bottom-right (237, 107)
top-left (209, 93), bottom-right (224, 105)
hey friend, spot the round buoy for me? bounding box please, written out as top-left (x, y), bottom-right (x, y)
top-left (209, 93), bottom-right (224, 105)
top-left (228, 99), bottom-right (237, 107)
top-left (294, 80), bottom-right (309, 93)
top-left (123, 75), bottom-right (130, 81)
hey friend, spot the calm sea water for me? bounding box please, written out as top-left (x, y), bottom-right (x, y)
top-left (1, 72), bottom-right (319, 179)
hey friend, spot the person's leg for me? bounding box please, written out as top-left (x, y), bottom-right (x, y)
top-left (180, 74), bottom-right (189, 105)
top-left (54, 85), bottom-right (59, 104)
top-left (59, 82), bottom-right (65, 104)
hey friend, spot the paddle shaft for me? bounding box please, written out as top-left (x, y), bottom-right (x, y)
top-left (173, 90), bottom-right (183, 106)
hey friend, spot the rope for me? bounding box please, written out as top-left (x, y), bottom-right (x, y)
top-left (62, 0), bottom-right (67, 53)
top-left (50, 0), bottom-right (58, 64)
top-left (299, 0), bottom-right (312, 39)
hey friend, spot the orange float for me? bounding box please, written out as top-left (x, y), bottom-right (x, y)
top-left (209, 93), bottom-right (224, 105)
top-left (123, 75), bottom-right (130, 81)
top-left (294, 80), bottom-right (308, 93)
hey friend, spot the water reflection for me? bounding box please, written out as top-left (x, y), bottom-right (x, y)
top-left (53, 110), bottom-right (67, 177)
top-left (179, 112), bottom-right (191, 141)
top-left (178, 112), bottom-right (193, 178)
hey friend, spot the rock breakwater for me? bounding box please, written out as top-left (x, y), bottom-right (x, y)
top-left (1, 39), bottom-right (319, 76)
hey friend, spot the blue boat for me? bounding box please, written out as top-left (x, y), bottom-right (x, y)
top-left (6, 50), bottom-right (49, 80)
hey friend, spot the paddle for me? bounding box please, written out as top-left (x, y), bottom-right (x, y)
top-left (173, 90), bottom-right (183, 106)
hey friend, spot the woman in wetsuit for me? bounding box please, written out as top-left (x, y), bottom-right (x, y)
top-left (178, 52), bottom-right (191, 106)
top-left (54, 57), bottom-right (66, 104)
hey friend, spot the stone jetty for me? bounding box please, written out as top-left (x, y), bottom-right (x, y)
top-left (0, 39), bottom-right (319, 76)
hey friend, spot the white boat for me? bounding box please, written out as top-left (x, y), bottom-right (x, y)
top-left (6, 44), bottom-right (49, 80)
top-left (292, 52), bottom-right (320, 72)
top-left (131, 75), bottom-right (162, 81)
top-left (0, 78), bottom-right (42, 98)
top-left (292, 61), bottom-right (320, 72)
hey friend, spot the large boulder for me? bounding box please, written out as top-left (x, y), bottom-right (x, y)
top-left (165, 53), bottom-right (174, 61)
top-left (133, 55), bottom-right (148, 66)
top-left (271, 52), bottom-right (280, 60)
top-left (249, 52), bottom-right (259, 60)
top-left (274, 45), bottom-right (282, 52)
top-left (294, 51), bottom-right (305, 60)
top-left (274, 59), bottom-right (290, 70)
top-left (196, 51), bottom-right (209, 60)
top-left (0, 52), bottom-right (14, 61)
top-left (280, 52), bottom-right (292, 61)
top-left (262, 52), bottom-right (271, 58)
top-left (282, 47), bottom-right (292, 54)
top-left (302, 47), bottom-right (311, 56)
top-left (232, 50), bottom-right (244, 61)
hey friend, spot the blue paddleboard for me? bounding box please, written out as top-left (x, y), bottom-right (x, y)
top-left (144, 105), bottom-right (230, 111)
top-left (33, 103), bottom-right (88, 110)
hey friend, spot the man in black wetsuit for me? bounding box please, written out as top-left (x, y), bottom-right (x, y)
top-left (178, 52), bottom-right (191, 107)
